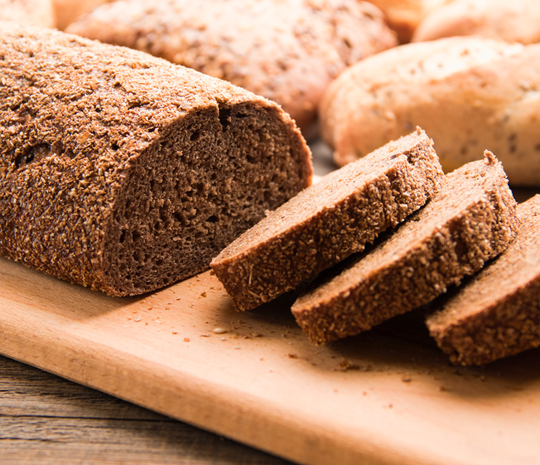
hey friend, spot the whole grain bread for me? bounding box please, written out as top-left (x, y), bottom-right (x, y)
top-left (413, 0), bottom-right (540, 45)
top-left (0, 0), bottom-right (55, 28)
top-left (320, 36), bottom-right (540, 187)
top-left (0, 23), bottom-right (312, 296)
top-left (211, 128), bottom-right (444, 312)
top-left (426, 195), bottom-right (540, 366)
top-left (65, 0), bottom-right (397, 134)
top-left (292, 152), bottom-right (518, 345)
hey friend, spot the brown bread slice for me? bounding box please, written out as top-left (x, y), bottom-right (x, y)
top-left (426, 195), bottom-right (540, 366)
top-left (292, 152), bottom-right (519, 345)
top-left (0, 23), bottom-right (312, 296)
top-left (211, 128), bottom-right (444, 311)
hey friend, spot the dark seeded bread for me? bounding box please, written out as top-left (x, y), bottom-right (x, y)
top-left (0, 23), bottom-right (312, 296)
top-left (426, 195), bottom-right (540, 366)
top-left (211, 128), bottom-right (444, 311)
top-left (65, 0), bottom-right (397, 133)
top-left (292, 152), bottom-right (519, 345)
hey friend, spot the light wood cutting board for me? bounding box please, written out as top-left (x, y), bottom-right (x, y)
top-left (1, 255), bottom-right (540, 465)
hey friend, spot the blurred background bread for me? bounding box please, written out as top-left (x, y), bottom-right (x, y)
top-left (0, 0), bottom-right (55, 28)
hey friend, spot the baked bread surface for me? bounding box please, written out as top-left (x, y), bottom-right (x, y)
top-left (292, 152), bottom-right (518, 345)
top-left (413, 0), bottom-right (540, 45)
top-left (320, 36), bottom-right (540, 187)
top-left (211, 128), bottom-right (444, 311)
top-left (65, 0), bottom-right (397, 133)
top-left (0, 23), bottom-right (312, 296)
top-left (427, 194), bottom-right (540, 366)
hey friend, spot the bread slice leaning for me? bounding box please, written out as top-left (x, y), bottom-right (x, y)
top-left (211, 128), bottom-right (444, 311)
top-left (292, 152), bottom-right (519, 345)
top-left (427, 194), bottom-right (540, 366)
top-left (0, 23), bottom-right (312, 296)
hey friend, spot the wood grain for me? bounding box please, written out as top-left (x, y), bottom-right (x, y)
top-left (1, 254), bottom-right (540, 465)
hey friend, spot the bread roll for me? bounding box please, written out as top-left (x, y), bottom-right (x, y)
top-left (0, 0), bottom-right (55, 28)
top-left (52, 0), bottom-right (114, 30)
top-left (293, 152), bottom-right (518, 345)
top-left (321, 36), bottom-right (540, 186)
top-left (65, 0), bottom-right (397, 134)
top-left (0, 23), bottom-right (312, 296)
top-left (413, 0), bottom-right (540, 45)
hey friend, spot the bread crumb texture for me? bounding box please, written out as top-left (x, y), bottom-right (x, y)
top-left (293, 152), bottom-right (519, 345)
top-left (427, 194), bottom-right (540, 366)
top-left (0, 22), bottom-right (312, 296)
top-left (212, 128), bottom-right (444, 311)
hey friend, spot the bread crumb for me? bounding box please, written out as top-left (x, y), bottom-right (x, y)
top-left (183, 337), bottom-right (190, 342)
top-left (213, 327), bottom-right (227, 334)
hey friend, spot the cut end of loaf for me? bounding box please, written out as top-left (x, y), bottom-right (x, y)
top-left (99, 102), bottom-right (312, 296)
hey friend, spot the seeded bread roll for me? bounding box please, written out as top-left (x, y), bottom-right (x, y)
top-left (0, 0), bottom-right (55, 28)
top-left (413, 0), bottom-right (540, 45)
top-left (211, 128), bottom-right (444, 312)
top-left (292, 152), bottom-right (518, 345)
top-left (367, 0), bottom-right (451, 43)
top-left (427, 195), bottom-right (540, 366)
top-left (320, 36), bottom-right (540, 187)
top-left (65, 0), bottom-right (397, 134)
top-left (0, 23), bottom-right (312, 297)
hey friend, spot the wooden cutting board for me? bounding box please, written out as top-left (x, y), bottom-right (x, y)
top-left (1, 256), bottom-right (540, 465)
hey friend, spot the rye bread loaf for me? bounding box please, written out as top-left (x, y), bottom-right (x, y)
top-left (426, 195), bottom-right (540, 366)
top-left (211, 128), bottom-right (444, 312)
top-left (65, 0), bottom-right (397, 134)
top-left (0, 0), bottom-right (55, 28)
top-left (413, 0), bottom-right (540, 45)
top-left (366, 0), bottom-right (451, 43)
top-left (292, 152), bottom-right (519, 345)
top-left (0, 23), bottom-right (312, 296)
top-left (320, 36), bottom-right (540, 187)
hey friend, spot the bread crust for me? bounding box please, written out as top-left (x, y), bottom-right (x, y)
top-left (413, 0), bottom-right (540, 45)
top-left (292, 152), bottom-right (518, 345)
top-left (65, 0), bottom-right (397, 133)
top-left (427, 194), bottom-right (540, 366)
top-left (0, 23), bottom-right (312, 296)
top-left (211, 128), bottom-right (444, 311)
top-left (321, 36), bottom-right (540, 187)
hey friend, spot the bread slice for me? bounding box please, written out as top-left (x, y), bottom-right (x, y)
top-left (292, 152), bottom-right (519, 345)
top-left (211, 128), bottom-right (444, 311)
top-left (426, 195), bottom-right (540, 366)
top-left (0, 23), bottom-right (312, 296)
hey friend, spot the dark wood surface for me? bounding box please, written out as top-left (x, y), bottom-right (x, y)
top-left (0, 354), bottom-right (293, 465)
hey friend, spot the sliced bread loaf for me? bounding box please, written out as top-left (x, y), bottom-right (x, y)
top-left (211, 128), bottom-right (444, 311)
top-left (426, 195), bottom-right (540, 366)
top-left (0, 23), bottom-right (312, 296)
top-left (292, 152), bottom-right (519, 345)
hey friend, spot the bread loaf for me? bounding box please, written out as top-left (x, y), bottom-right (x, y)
top-left (413, 0), bottom-right (540, 45)
top-left (367, 0), bottom-right (451, 43)
top-left (427, 194), bottom-right (540, 366)
top-left (320, 36), bottom-right (540, 187)
top-left (292, 152), bottom-right (518, 345)
top-left (211, 128), bottom-right (444, 312)
top-left (0, 0), bottom-right (55, 28)
top-left (0, 23), bottom-right (312, 296)
top-left (65, 0), bottom-right (397, 134)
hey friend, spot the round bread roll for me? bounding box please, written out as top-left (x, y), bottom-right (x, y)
top-left (65, 0), bottom-right (397, 135)
top-left (0, 0), bottom-right (55, 28)
top-left (52, 0), bottom-right (115, 30)
top-left (413, 0), bottom-right (540, 45)
top-left (320, 36), bottom-right (540, 186)
top-left (0, 22), bottom-right (312, 296)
